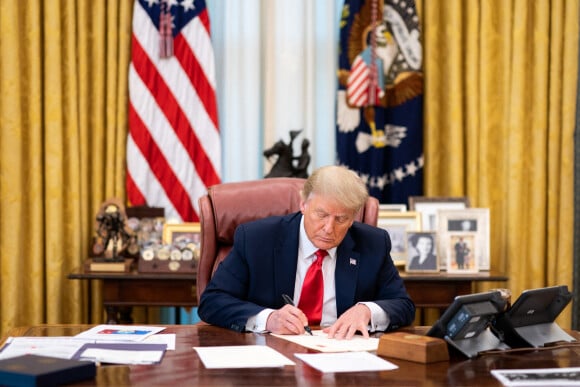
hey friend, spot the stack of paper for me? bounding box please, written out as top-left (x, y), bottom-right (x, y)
top-left (194, 345), bottom-right (295, 368)
top-left (0, 325), bottom-right (173, 365)
top-left (73, 324), bottom-right (165, 342)
top-left (193, 330), bottom-right (398, 374)
top-left (270, 330), bottom-right (379, 352)
top-left (295, 352), bottom-right (398, 373)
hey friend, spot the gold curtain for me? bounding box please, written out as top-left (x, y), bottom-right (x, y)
top-left (420, 0), bottom-right (578, 326)
top-left (0, 0), bottom-right (133, 336)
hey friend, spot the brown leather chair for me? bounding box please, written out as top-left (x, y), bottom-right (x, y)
top-left (196, 177), bottom-right (380, 301)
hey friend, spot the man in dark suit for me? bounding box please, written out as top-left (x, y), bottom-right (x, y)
top-left (198, 165), bottom-right (415, 340)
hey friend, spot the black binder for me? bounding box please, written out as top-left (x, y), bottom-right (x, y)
top-left (0, 354), bottom-right (95, 387)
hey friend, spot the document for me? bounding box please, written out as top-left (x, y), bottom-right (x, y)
top-left (295, 352), bottom-right (398, 373)
top-left (491, 367), bottom-right (580, 386)
top-left (194, 345), bottom-right (295, 368)
top-left (73, 343), bottom-right (167, 365)
top-left (0, 337), bottom-right (92, 360)
top-left (74, 324), bottom-right (165, 342)
top-left (270, 330), bottom-right (379, 352)
top-left (0, 337), bottom-right (168, 365)
top-left (143, 333), bottom-right (176, 350)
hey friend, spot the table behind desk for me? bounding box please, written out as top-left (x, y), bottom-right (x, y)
top-left (5, 324), bottom-right (580, 386)
top-left (68, 268), bottom-right (197, 324)
top-left (400, 271), bottom-right (509, 325)
top-left (68, 266), bottom-right (507, 325)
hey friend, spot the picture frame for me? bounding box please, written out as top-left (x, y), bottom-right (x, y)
top-left (377, 211), bottom-right (422, 266)
top-left (162, 222), bottom-right (201, 246)
top-left (437, 208), bottom-right (490, 271)
top-left (446, 233), bottom-right (479, 273)
top-left (162, 222), bottom-right (202, 264)
top-left (405, 231), bottom-right (439, 273)
top-left (379, 204), bottom-right (407, 212)
top-left (408, 196), bottom-right (470, 231)
top-left (138, 222), bottom-right (201, 273)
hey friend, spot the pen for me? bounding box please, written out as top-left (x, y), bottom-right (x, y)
top-left (282, 293), bottom-right (313, 335)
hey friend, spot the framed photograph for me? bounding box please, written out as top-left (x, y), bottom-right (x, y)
top-left (377, 211), bottom-right (422, 266)
top-left (162, 222), bottom-right (202, 262)
top-left (405, 232), bottom-right (439, 273)
top-left (446, 233), bottom-right (478, 273)
top-left (162, 222), bottom-right (201, 245)
top-left (138, 222), bottom-right (201, 273)
top-left (379, 204), bottom-right (407, 212)
top-left (408, 196), bottom-right (470, 231)
top-left (437, 208), bottom-right (490, 271)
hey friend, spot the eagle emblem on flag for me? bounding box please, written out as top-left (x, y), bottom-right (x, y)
top-left (336, 0), bottom-right (423, 204)
top-left (337, 0), bottom-right (423, 144)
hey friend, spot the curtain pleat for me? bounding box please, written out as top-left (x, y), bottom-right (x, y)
top-left (1, 0), bottom-right (46, 331)
top-left (422, 0), bottom-right (578, 326)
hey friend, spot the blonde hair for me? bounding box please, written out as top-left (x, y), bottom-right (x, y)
top-left (301, 165), bottom-right (369, 213)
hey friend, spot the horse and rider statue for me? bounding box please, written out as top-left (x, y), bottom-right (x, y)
top-left (263, 130), bottom-right (311, 178)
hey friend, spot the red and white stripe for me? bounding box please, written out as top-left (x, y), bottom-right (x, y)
top-left (347, 55), bottom-right (383, 107)
top-left (127, 1), bottom-right (220, 222)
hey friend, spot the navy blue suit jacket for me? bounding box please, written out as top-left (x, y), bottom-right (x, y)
top-left (198, 212), bottom-right (415, 332)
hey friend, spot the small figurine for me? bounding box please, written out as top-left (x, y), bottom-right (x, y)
top-left (263, 130), bottom-right (311, 178)
top-left (92, 198), bottom-right (138, 261)
top-left (293, 138), bottom-right (310, 178)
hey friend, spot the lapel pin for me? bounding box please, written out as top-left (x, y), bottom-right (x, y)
top-left (349, 258), bottom-right (357, 266)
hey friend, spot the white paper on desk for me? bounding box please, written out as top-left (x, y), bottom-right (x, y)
top-left (76, 345), bottom-right (166, 365)
top-left (194, 345), bottom-right (295, 368)
top-left (295, 352), bottom-right (398, 373)
top-left (74, 324), bottom-right (165, 342)
top-left (143, 333), bottom-right (176, 350)
top-left (270, 330), bottom-right (379, 352)
top-left (0, 336), bottom-right (92, 360)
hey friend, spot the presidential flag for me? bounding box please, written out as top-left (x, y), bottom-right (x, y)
top-left (336, 0), bottom-right (423, 204)
top-left (126, 0), bottom-right (221, 222)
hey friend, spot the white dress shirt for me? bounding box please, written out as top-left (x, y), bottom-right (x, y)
top-left (246, 215), bottom-right (389, 332)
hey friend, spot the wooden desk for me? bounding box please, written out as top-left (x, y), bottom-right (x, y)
top-left (4, 324), bottom-right (580, 386)
top-left (400, 271), bottom-right (509, 323)
top-left (68, 268), bottom-right (197, 324)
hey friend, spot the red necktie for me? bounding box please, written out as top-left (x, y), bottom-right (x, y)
top-left (298, 249), bottom-right (327, 325)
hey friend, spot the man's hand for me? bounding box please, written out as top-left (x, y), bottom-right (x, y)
top-left (266, 304), bottom-right (309, 335)
top-left (323, 304), bottom-right (371, 340)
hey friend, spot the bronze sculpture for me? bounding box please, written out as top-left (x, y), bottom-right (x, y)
top-left (263, 130), bottom-right (311, 178)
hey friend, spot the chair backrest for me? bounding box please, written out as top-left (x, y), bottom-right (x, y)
top-left (196, 177), bottom-right (379, 300)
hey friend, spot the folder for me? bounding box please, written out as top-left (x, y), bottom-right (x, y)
top-left (0, 354), bottom-right (95, 387)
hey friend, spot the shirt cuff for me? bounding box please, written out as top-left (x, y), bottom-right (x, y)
top-left (246, 308), bottom-right (275, 332)
top-left (359, 302), bottom-right (390, 332)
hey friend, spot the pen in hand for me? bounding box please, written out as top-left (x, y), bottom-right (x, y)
top-left (281, 293), bottom-right (313, 335)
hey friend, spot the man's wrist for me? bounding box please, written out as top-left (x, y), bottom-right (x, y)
top-left (358, 302), bottom-right (389, 331)
top-left (246, 308), bottom-right (274, 332)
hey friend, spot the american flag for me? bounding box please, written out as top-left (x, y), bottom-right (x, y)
top-left (126, 0), bottom-right (221, 222)
top-left (347, 54), bottom-right (385, 107)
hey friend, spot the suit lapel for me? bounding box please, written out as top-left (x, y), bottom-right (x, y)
top-left (273, 213), bottom-right (301, 297)
top-left (335, 232), bottom-right (359, 316)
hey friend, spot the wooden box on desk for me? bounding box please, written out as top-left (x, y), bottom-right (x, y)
top-left (377, 332), bottom-right (449, 363)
